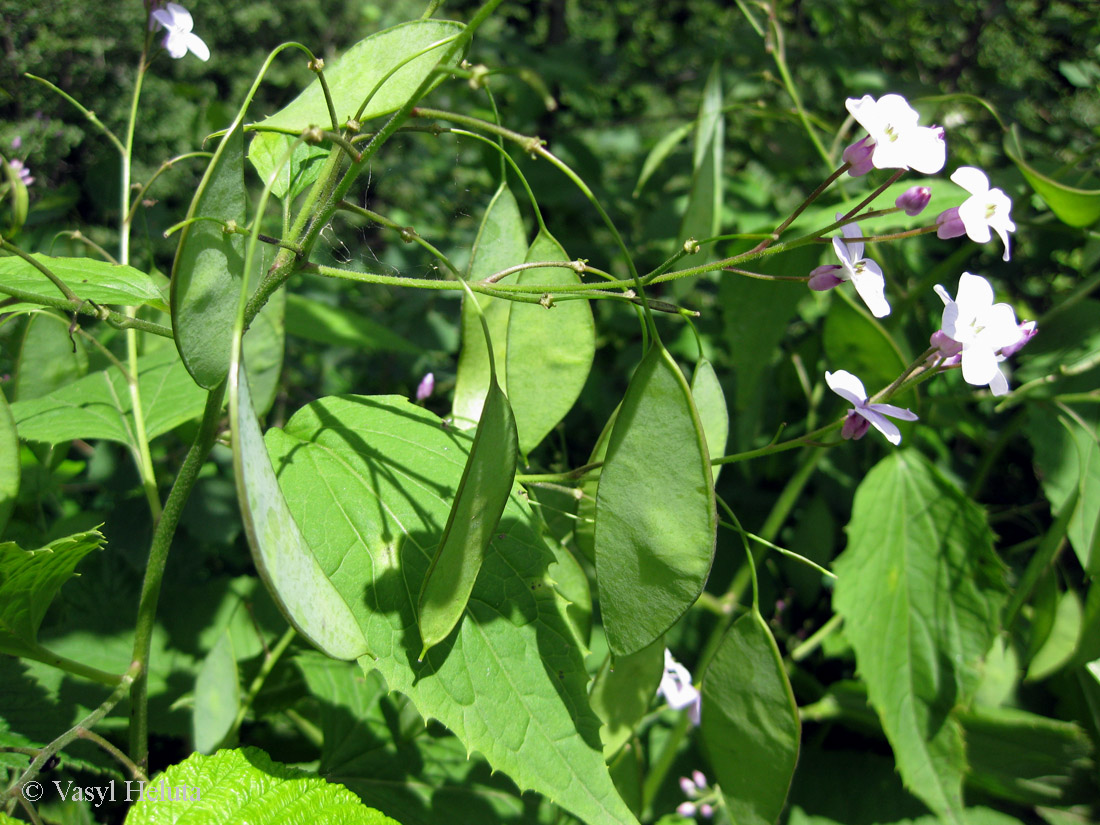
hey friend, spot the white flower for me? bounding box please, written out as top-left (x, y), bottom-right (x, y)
top-left (950, 167), bottom-right (1015, 262)
top-left (658, 649), bottom-right (701, 726)
top-left (845, 94), bottom-right (946, 174)
top-left (151, 3), bottom-right (210, 62)
top-left (934, 272), bottom-right (1024, 396)
top-left (831, 217), bottom-right (891, 318)
top-left (826, 370), bottom-right (918, 445)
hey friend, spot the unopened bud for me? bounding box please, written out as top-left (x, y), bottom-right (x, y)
top-left (895, 185), bottom-right (931, 216)
top-left (999, 320), bottom-right (1037, 358)
top-left (808, 264), bottom-right (844, 292)
top-left (930, 329), bottom-right (963, 359)
top-left (842, 411), bottom-right (870, 440)
top-left (415, 372), bottom-right (435, 402)
top-left (935, 207), bottom-right (966, 240)
top-left (842, 136), bottom-right (875, 177)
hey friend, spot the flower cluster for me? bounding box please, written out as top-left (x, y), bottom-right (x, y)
top-left (676, 770), bottom-right (716, 819)
top-left (817, 94), bottom-right (1033, 445)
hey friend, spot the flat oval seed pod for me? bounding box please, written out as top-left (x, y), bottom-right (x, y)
top-left (701, 610), bottom-right (800, 825)
top-left (595, 343), bottom-right (717, 656)
top-left (418, 287), bottom-right (519, 658)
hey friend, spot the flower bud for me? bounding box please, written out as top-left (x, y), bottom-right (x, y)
top-left (677, 801), bottom-right (697, 817)
top-left (843, 136), bottom-right (875, 176)
top-left (930, 330), bottom-right (963, 360)
top-left (679, 777), bottom-right (697, 798)
top-left (935, 207), bottom-right (966, 239)
top-left (895, 185), bottom-right (931, 216)
top-left (841, 410), bottom-right (870, 440)
top-left (808, 264), bottom-right (844, 292)
top-left (700, 804), bottom-right (715, 818)
top-left (415, 372), bottom-right (435, 402)
top-left (999, 320), bottom-right (1037, 358)
top-left (692, 770), bottom-right (707, 789)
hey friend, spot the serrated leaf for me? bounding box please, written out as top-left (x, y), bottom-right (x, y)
top-left (231, 365), bottom-right (368, 662)
top-left (193, 630), bottom-right (240, 754)
top-left (506, 230), bottom-right (596, 455)
top-left (595, 344), bottom-right (716, 656)
top-left (589, 639), bottom-right (664, 758)
top-left (452, 183), bottom-right (527, 427)
top-left (690, 358), bottom-right (728, 480)
top-left (252, 21), bottom-right (465, 137)
top-left (0, 255), bottom-right (167, 313)
top-left (832, 451), bottom-right (1006, 819)
top-left (170, 123), bottom-right (246, 389)
top-left (10, 345), bottom-right (207, 447)
top-left (13, 312), bottom-right (88, 401)
top-left (123, 747), bottom-right (400, 825)
top-left (417, 359), bottom-right (518, 655)
top-left (263, 395), bottom-right (638, 825)
top-left (701, 610), bottom-right (800, 825)
top-left (0, 389), bottom-right (16, 535)
top-left (247, 134), bottom-right (329, 202)
top-left (0, 529), bottom-right (103, 657)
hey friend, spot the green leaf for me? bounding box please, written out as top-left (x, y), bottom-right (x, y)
top-left (1005, 125), bottom-right (1100, 228)
top-left (701, 610), bottom-right (800, 825)
top-left (123, 747), bottom-right (400, 825)
top-left (0, 529), bottom-right (103, 657)
top-left (247, 134), bottom-right (329, 202)
top-left (1026, 588), bottom-right (1083, 682)
top-left (959, 705), bottom-right (1095, 806)
top-left (264, 395), bottom-right (639, 825)
top-left (417, 321), bottom-right (519, 655)
top-left (231, 365), bottom-right (368, 662)
top-left (633, 121), bottom-right (694, 197)
top-left (690, 358), bottom-right (728, 479)
top-left (243, 281), bottom-right (285, 418)
top-left (0, 255), bottom-right (167, 313)
top-left (505, 229), bottom-right (596, 454)
top-left (284, 293), bottom-right (421, 354)
top-left (452, 183), bottom-right (527, 427)
top-left (589, 639), bottom-right (664, 758)
top-left (170, 123), bottom-right (246, 389)
top-left (823, 289), bottom-right (910, 401)
top-left (0, 390), bottom-right (17, 535)
top-left (679, 63), bottom-right (723, 248)
top-left (832, 451), bottom-right (1006, 819)
top-left (251, 20), bottom-right (466, 135)
top-left (595, 344), bottom-right (717, 656)
top-left (193, 629), bottom-right (240, 754)
top-left (13, 312), bottom-right (88, 401)
top-left (574, 408), bottom-right (616, 564)
top-left (10, 345), bottom-right (208, 447)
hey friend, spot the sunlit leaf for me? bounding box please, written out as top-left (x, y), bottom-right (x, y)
top-left (833, 451), bottom-right (1006, 818)
top-left (690, 357), bottom-right (728, 480)
top-left (0, 390), bottom-right (16, 535)
top-left (679, 63), bottom-right (723, 248)
top-left (265, 395), bottom-right (638, 824)
top-left (123, 747), bottom-right (399, 825)
top-left (1026, 588), bottom-right (1083, 682)
top-left (13, 312), bottom-right (88, 401)
top-left (701, 610), bottom-right (800, 825)
top-left (589, 639), bottom-right (664, 758)
top-left (595, 343), bottom-right (716, 656)
top-left (0, 255), bottom-right (167, 313)
top-left (247, 134), bottom-right (329, 202)
top-left (1005, 125), bottom-right (1100, 228)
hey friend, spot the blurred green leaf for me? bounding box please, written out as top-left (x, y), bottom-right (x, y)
top-left (193, 629), bottom-right (240, 754)
top-left (0, 390), bottom-right (16, 536)
top-left (1005, 126), bottom-right (1100, 228)
top-left (633, 121), bottom-right (694, 197)
top-left (284, 292), bottom-right (421, 353)
top-left (1026, 588), bottom-right (1083, 682)
top-left (679, 64), bottom-right (723, 247)
top-left (691, 357), bottom-right (729, 478)
top-left (595, 343), bottom-right (716, 656)
top-left (833, 451), bottom-right (1005, 818)
top-left (589, 639), bottom-right (664, 758)
top-left (823, 289), bottom-right (911, 401)
top-left (701, 610), bottom-right (800, 825)
top-left (13, 312), bottom-right (88, 401)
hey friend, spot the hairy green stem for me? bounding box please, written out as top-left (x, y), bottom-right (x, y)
top-left (0, 284), bottom-right (173, 336)
top-left (12, 640), bottom-right (124, 687)
top-left (129, 381), bottom-right (227, 769)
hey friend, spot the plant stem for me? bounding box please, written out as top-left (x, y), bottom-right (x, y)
top-left (0, 284), bottom-right (172, 336)
top-left (128, 381), bottom-right (227, 769)
top-left (76, 729), bottom-right (147, 781)
top-left (790, 613), bottom-right (843, 662)
top-left (226, 627), bottom-right (297, 742)
top-left (13, 640), bottom-right (124, 687)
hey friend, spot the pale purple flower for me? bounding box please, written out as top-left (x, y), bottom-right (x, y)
top-left (826, 370), bottom-right (918, 445)
top-left (678, 802), bottom-right (698, 818)
top-left (699, 804), bottom-right (714, 818)
top-left (415, 371), bottom-right (435, 402)
top-left (933, 273), bottom-right (1025, 396)
top-left (827, 217), bottom-right (891, 318)
top-left (935, 206), bottom-right (966, 240)
top-left (942, 167), bottom-right (1015, 261)
top-left (151, 3), bottom-right (210, 61)
top-left (8, 159), bottom-right (33, 186)
top-left (11, 136), bottom-right (22, 150)
top-left (658, 649), bottom-right (701, 726)
top-left (845, 94), bottom-right (946, 174)
top-left (895, 185), bottom-right (931, 216)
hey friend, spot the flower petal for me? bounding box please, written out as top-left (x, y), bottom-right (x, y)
top-left (869, 402), bottom-right (918, 421)
top-left (950, 166), bottom-right (990, 196)
top-left (183, 31), bottom-right (210, 61)
top-left (955, 272), bottom-right (994, 316)
top-left (957, 196), bottom-right (993, 244)
top-left (860, 407), bottom-right (903, 445)
top-left (151, 8), bottom-right (175, 30)
top-left (851, 260), bottom-right (891, 318)
top-left (825, 370), bottom-right (867, 405)
top-left (960, 344), bottom-right (1001, 387)
top-left (165, 2), bottom-right (194, 30)
top-left (988, 367), bottom-right (1010, 397)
